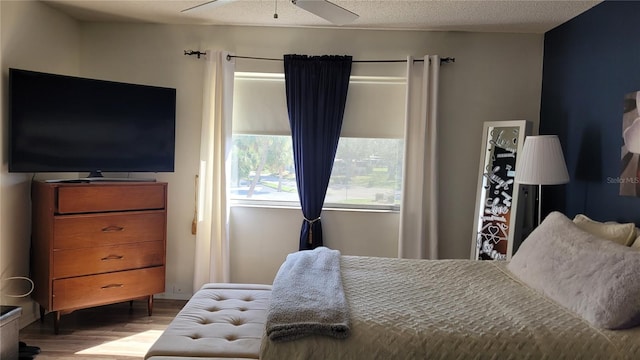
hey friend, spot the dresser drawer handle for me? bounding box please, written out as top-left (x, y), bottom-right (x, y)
top-left (101, 254), bottom-right (124, 261)
top-left (101, 225), bottom-right (124, 232)
top-left (101, 284), bottom-right (124, 289)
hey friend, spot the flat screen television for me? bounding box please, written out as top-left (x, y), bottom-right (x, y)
top-left (8, 68), bottom-right (176, 178)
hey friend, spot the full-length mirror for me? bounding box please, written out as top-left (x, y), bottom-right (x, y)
top-left (471, 120), bottom-right (531, 260)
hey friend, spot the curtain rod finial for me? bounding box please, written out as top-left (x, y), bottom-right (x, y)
top-left (184, 50), bottom-right (206, 59)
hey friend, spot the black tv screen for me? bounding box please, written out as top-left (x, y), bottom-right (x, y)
top-left (9, 68), bottom-right (176, 175)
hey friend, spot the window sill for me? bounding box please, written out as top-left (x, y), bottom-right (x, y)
top-left (230, 201), bottom-right (399, 214)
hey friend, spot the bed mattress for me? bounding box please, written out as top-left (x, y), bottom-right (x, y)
top-left (260, 256), bottom-right (640, 359)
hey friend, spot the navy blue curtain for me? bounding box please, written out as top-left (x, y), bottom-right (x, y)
top-left (284, 54), bottom-right (353, 250)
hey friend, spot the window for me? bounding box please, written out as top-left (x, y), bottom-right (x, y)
top-left (230, 72), bottom-right (406, 210)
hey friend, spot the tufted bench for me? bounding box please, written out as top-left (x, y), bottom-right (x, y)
top-left (145, 283), bottom-right (272, 360)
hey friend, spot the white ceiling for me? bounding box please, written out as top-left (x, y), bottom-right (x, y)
top-left (42, 0), bottom-right (602, 34)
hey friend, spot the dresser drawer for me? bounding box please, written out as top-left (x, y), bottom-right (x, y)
top-left (53, 211), bottom-right (165, 249)
top-left (57, 183), bottom-right (166, 214)
top-left (53, 241), bottom-right (165, 279)
top-left (52, 267), bottom-right (165, 311)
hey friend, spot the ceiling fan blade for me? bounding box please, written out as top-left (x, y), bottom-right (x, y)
top-left (181, 0), bottom-right (236, 13)
top-left (292, 0), bottom-right (359, 26)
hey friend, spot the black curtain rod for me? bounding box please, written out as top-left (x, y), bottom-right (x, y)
top-left (184, 51), bottom-right (454, 64)
top-left (228, 55), bottom-right (455, 64)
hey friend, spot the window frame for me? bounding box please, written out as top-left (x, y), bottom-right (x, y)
top-left (230, 72), bottom-right (406, 212)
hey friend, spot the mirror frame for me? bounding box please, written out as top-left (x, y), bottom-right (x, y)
top-left (471, 120), bottom-right (531, 261)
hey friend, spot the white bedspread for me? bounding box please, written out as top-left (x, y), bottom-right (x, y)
top-left (260, 256), bottom-right (640, 359)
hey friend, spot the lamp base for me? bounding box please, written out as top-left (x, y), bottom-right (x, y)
top-left (537, 184), bottom-right (542, 226)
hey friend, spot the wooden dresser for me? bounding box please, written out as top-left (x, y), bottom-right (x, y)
top-left (30, 181), bottom-right (167, 333)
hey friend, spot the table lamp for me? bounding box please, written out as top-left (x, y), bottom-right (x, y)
top-left (515, 135), bottom-right (570, 225)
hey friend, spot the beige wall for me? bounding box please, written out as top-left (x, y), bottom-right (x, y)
top-left (1, 1), bottom-right (544, 323)
top-left (1, 0), bottom-right (81, 327)
top-left (229, 207), bottom-right (400, 285)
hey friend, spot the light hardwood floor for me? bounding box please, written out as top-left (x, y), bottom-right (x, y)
top-left (19, 299), bottom-right (187, 360)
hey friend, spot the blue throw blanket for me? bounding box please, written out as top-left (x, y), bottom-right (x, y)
top-left (266, 247), bottom-right (351, 342)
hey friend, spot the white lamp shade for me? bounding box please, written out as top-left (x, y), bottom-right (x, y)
top-left (515, 135), bottom-right (570, 185)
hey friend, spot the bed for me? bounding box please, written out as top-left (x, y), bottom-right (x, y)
top-left (260, 212), bottom-right (640, 359)
top-left (260, 256), bottom-right (640, 359)
top-left (147, 211), bottom-right (640, 359)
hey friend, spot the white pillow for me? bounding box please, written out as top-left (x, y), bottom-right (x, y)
top-left (508, 212), bottom-right (640, 329)
top-left (572, 214), bottom-right (636, 246)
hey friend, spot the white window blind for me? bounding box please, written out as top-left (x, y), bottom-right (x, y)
top-left (232, 72), bottom-right (406, 138)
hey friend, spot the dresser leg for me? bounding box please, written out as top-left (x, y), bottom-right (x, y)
top-left (147, 295), bottom-right (154, 316)
top-left (54, 311), bottom-right (61, 335)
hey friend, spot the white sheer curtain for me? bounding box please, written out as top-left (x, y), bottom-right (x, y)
top-left (193, 50), bottom-right (235, 290)
top-left (398, 55), bottom-right (440, 259)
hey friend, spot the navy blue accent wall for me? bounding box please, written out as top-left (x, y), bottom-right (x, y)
top-left (540, 0), bottom-right (640, 223)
